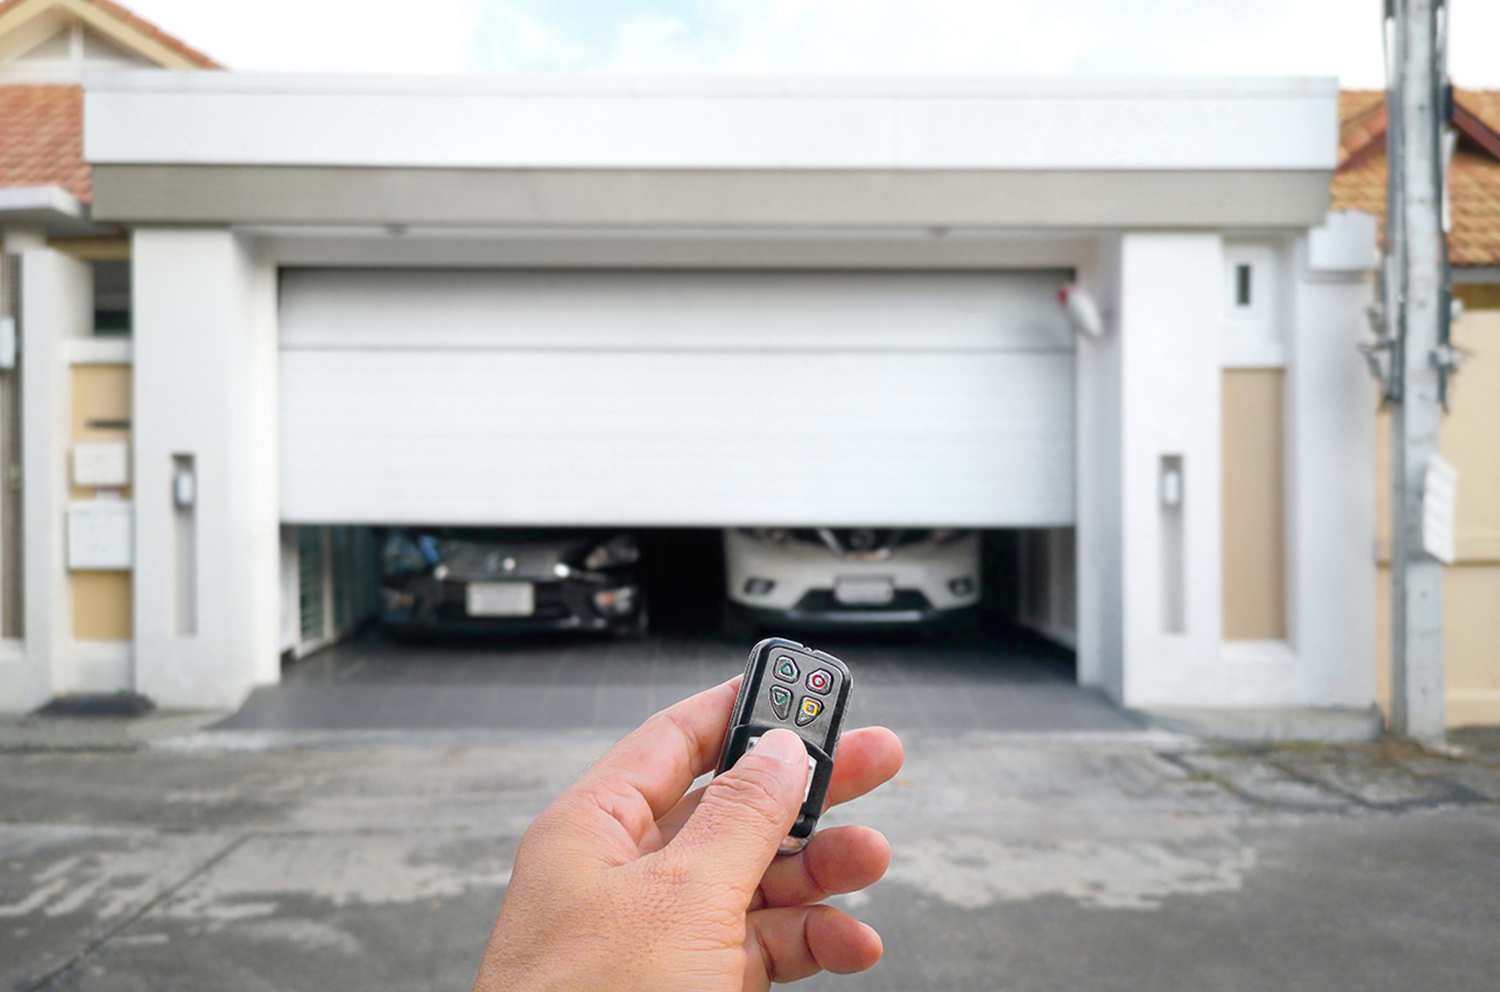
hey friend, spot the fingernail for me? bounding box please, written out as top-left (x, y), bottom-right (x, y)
top-left (751, 728), bottom-right (808, 766)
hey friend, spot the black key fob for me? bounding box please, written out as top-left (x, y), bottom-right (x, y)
top-left (716, 637), bottom-right (852, 855)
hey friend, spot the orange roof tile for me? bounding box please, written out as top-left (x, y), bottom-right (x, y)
top-left (0, 84), bottom-right (89, 201)
top-left (1333, 88), bottom-right (1500, 268)
top-left (1338, 90), bottom-right (1387, 167)
top-left (0, 0), bottom-right (222, 69)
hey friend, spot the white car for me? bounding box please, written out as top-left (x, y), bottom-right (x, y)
top-left (724, 528), bottom-right (981, 629)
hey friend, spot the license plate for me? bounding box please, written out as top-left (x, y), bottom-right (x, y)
top-left (465, 582), bottom-right (534, 617)
top-left (834, 576), bottom-right (895, 606)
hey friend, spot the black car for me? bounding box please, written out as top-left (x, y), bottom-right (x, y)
top-left (377, 528), bottom-right (645, 636)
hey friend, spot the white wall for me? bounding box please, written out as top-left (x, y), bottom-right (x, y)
top-left (1274, 219), bottom-right (1377, 706)
top-left (1117, 233), bottom-right (1226, 707)
top-left (1106, 218), bottom-right (1377, 713)
top-left (132, 228), bottom-right (280, 710)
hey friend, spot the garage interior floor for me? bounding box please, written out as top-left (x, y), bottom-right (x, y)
top-left (214, 624), bottom-right (1140, 736)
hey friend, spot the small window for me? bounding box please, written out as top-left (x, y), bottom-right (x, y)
top-left (1234, 263), bottom-right (1253, 308)
top-left (91, 259), bottom-right (130, 336)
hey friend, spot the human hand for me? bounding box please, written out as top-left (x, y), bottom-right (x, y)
top-left (470, 675), bottom-right (904, 991)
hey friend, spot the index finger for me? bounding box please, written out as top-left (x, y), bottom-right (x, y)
top-left (569, 675), bottom-right (742, 830)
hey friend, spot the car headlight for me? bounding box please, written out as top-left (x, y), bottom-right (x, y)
top-left (381, 533), bottom-right (429, 575)
top-left (583, 535), bottom-right (640, 571)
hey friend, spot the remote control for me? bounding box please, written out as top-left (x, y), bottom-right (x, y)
top-left (716, 637), bottom-right (853, 855)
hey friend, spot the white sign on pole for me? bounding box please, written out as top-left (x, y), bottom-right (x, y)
top-left (1422, 454), bottom-right (1457, 565)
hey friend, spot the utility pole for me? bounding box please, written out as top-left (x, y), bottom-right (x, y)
top-left (1382, 0), bottom-right (1455, 744)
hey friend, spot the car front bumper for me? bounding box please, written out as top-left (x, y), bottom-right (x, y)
top-left (736, 590), bottom-right (967, 628)
top-left (724, 530), bottom-right (981, 621)
top-left (380, 574), bottom-right (640, 633)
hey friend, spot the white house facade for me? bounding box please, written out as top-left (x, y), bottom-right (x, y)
top-left (1, 73), bottom-right (1380, 732)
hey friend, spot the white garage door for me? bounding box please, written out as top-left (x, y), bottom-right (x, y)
top-left (279, 269), bottom-right (1075, 526)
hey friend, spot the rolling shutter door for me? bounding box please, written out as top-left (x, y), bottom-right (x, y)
top-left (279, 268), bottom-right (1075, 526)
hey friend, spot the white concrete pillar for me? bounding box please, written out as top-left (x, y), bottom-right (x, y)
top-left (1286, 215), bottom-right (1378, 707)
top-left (7, 246), bottom-right (91, 709)
top-left (132, 228), bottom-right (279, 710)
top-left (1073, 236), bottom-right (1124, 699)
top-left (1117, 233), bottom-right (1225, 707)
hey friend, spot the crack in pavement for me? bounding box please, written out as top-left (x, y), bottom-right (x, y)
top-left (18, 834), bottom-right (252, 992)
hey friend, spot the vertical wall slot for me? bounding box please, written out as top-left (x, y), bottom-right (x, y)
top-left (0, 254), bottom-right (21, 639)
top-left (1234, 263), bottom-right (1253, 308)
top-left (172, 454), bottom-right (197, 636)
top-left (1160, 455), bottom-right (1186, 634)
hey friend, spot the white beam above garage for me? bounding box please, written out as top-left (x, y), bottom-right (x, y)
top-left (85, 73), bottom-right (1337, 172)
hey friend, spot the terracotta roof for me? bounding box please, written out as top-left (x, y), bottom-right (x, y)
top-left (0, 84), bottom-right (89, 200)
top-left (1333, 88), bottom-right (1500, 268)
top-left (0, 1), bottom-right (224, 202)
top-left (0, 0), bottom-right (222, 69)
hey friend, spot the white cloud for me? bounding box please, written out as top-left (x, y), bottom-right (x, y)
top-left (471, 4), bottom-right (593, 72)
top-left (469, 0), bottom-right (1391, 83)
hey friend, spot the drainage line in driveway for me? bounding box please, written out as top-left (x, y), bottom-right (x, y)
top-left (20, 833), bottom-right (253, 992)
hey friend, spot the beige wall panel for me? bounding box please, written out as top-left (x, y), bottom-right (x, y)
top-left (1222, 369), bottom-right (1286, 640)
top-left (1375, 305), bottom-right (1500, 726)
top-left (69, 364), bottom-right (131, 500)
top-left (1375, 564), bottom-right (1391, 714)
top-left (69, 364), bottom-right (133, 641)
top-left (1444, 566), bottom-right (1500, 727)
top-left (72, 570), bottom-right (131, 640)
top-left (1444, 310), bottom-right (1500, 545)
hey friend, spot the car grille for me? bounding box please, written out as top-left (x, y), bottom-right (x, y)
top-left (438, 542), bottom-right (561, 581)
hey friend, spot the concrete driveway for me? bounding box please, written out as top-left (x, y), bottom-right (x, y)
top-left (2, 633), bottom-right (1498, 992)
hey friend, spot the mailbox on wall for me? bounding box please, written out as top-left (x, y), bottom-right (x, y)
top-left (72, 441), bottom-right (130, 489)
top-left (67, 502), bottom-right (133, 571)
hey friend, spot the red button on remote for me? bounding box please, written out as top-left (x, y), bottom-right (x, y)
top-left (805, 669), bottom-right (833, 695)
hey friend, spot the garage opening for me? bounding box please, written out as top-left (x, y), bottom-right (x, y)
top-left (241, 522), bottom-right (1102, 737)
top-left (278, 524), bottom-right (1075, 683)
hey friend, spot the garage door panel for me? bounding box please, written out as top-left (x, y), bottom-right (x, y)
top-left (283, 351), bottom-right (1065, 434)
top-left (280, 269), bottom-right (1076, 353)
top-left (280, 349), bottom-right (1074, 526)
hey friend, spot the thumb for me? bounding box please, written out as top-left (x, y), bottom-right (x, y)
top-left (663, 729), bottom-right (809, 898)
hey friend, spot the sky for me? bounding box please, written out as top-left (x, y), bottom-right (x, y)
top-left (121, 0), bottom-right (1500, 88)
